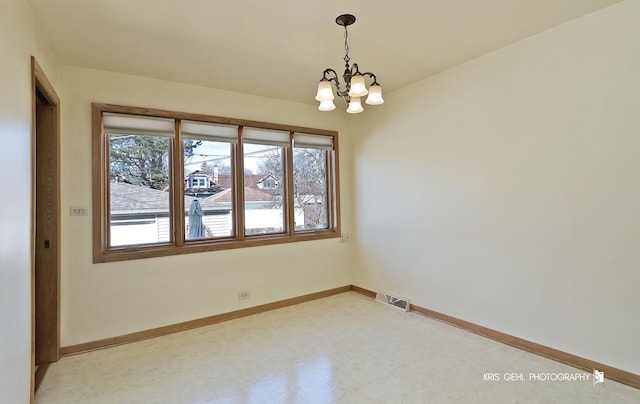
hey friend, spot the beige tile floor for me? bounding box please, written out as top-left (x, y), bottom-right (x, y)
top-left (36, 292), bottom-right (639, 403)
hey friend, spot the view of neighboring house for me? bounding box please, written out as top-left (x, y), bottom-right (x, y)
top-left (109, 182), bottom-right (231, 246)
top-left (194, 170), bottom-right (291, 234)
top-left (183, 169), bottom-right (222, 198)
top-left (109, 170), bottom-right (293, 245)
top-left (205, 185), bottom-right (292, 235)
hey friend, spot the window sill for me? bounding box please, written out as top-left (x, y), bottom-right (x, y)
top-left (94, 230), bottom-right (341, 263)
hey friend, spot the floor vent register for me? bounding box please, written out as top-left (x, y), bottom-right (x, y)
top-left (375, 292), bottom-right (410, 312)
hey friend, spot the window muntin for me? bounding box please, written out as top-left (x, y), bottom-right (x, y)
top-left (93, 104), bottom-right (340, 262)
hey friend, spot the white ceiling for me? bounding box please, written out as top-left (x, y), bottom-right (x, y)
top-left (27, 0), bottom-right (620, 105)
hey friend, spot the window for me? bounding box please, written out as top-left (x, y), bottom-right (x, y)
top-left (104, 113), bottom-right (173, 247)
top-left (293, 133), bottom-right (333, 231)
top-left (182, 120), bottom-right (237, 241)
top-left (93, 104), bottom-right (340, 262)
top-left (242, 128), bottom-right (289, 236)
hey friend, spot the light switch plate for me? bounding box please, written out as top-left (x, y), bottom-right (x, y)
top-left (70, 206), bottom-right (88, 216)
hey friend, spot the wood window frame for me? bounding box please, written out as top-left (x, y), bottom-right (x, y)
top-left (92, 103), bottom-right (341, 263)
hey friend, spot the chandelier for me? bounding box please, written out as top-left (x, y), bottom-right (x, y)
top-left (315, 14), bottom-right (384, 113)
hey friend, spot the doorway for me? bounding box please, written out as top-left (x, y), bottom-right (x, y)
top-left (31, 56), bottom-right (60, 398)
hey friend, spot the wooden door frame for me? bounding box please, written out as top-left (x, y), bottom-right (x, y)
top-left (30, 56), bottom-right (60, 402)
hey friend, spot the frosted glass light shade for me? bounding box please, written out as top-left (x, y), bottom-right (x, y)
top-left (318, 99), bottom-right (336, 111)
top-left (346, 97), bottom-right (364, 114)
top-left (348, 74), bottom-right (368, 97)
top-left (365, 84), bottom-right (384, 105)
top-left (315, 79), bottom-right (334, 101)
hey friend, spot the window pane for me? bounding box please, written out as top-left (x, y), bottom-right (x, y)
top-left (244, 143), bottom-right (285, 235)
top-left (184, 139), bottom-right (233, 240)
top-left (108, 134), bottom-right (171, 247)
top-left (293, 147), bottom-right (329, 231)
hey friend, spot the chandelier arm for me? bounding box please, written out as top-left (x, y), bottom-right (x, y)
top-left (322, 68), bottom-right (338, 80)
top-left (330, 77), bottom-right (346, 95)
top-left (323, 68), bottom-right (349, 99)
top-left (333, 78), bottom-right (350, 99)
top-left (324, 69), bottom-right (342, 90)
top-left (362, 72), bottom-right (380, 85)
top-left (336, 89), bottom-right (350, 100)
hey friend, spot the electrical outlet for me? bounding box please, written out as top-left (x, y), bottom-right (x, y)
top-left (340, 232), bottom-right (351, 243)
top-left (238, 290), bottom-right (250, 300)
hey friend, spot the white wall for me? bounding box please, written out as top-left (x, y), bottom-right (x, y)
top-left (351, 0), bottom-right (640, 374)
top-left (58, 66), bottom-right (353, 346)
top-left (0, 0), bottom-right (57, 401)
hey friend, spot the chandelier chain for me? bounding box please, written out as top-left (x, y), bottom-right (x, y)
top-left (343, 25), bottom-right (350, 67)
